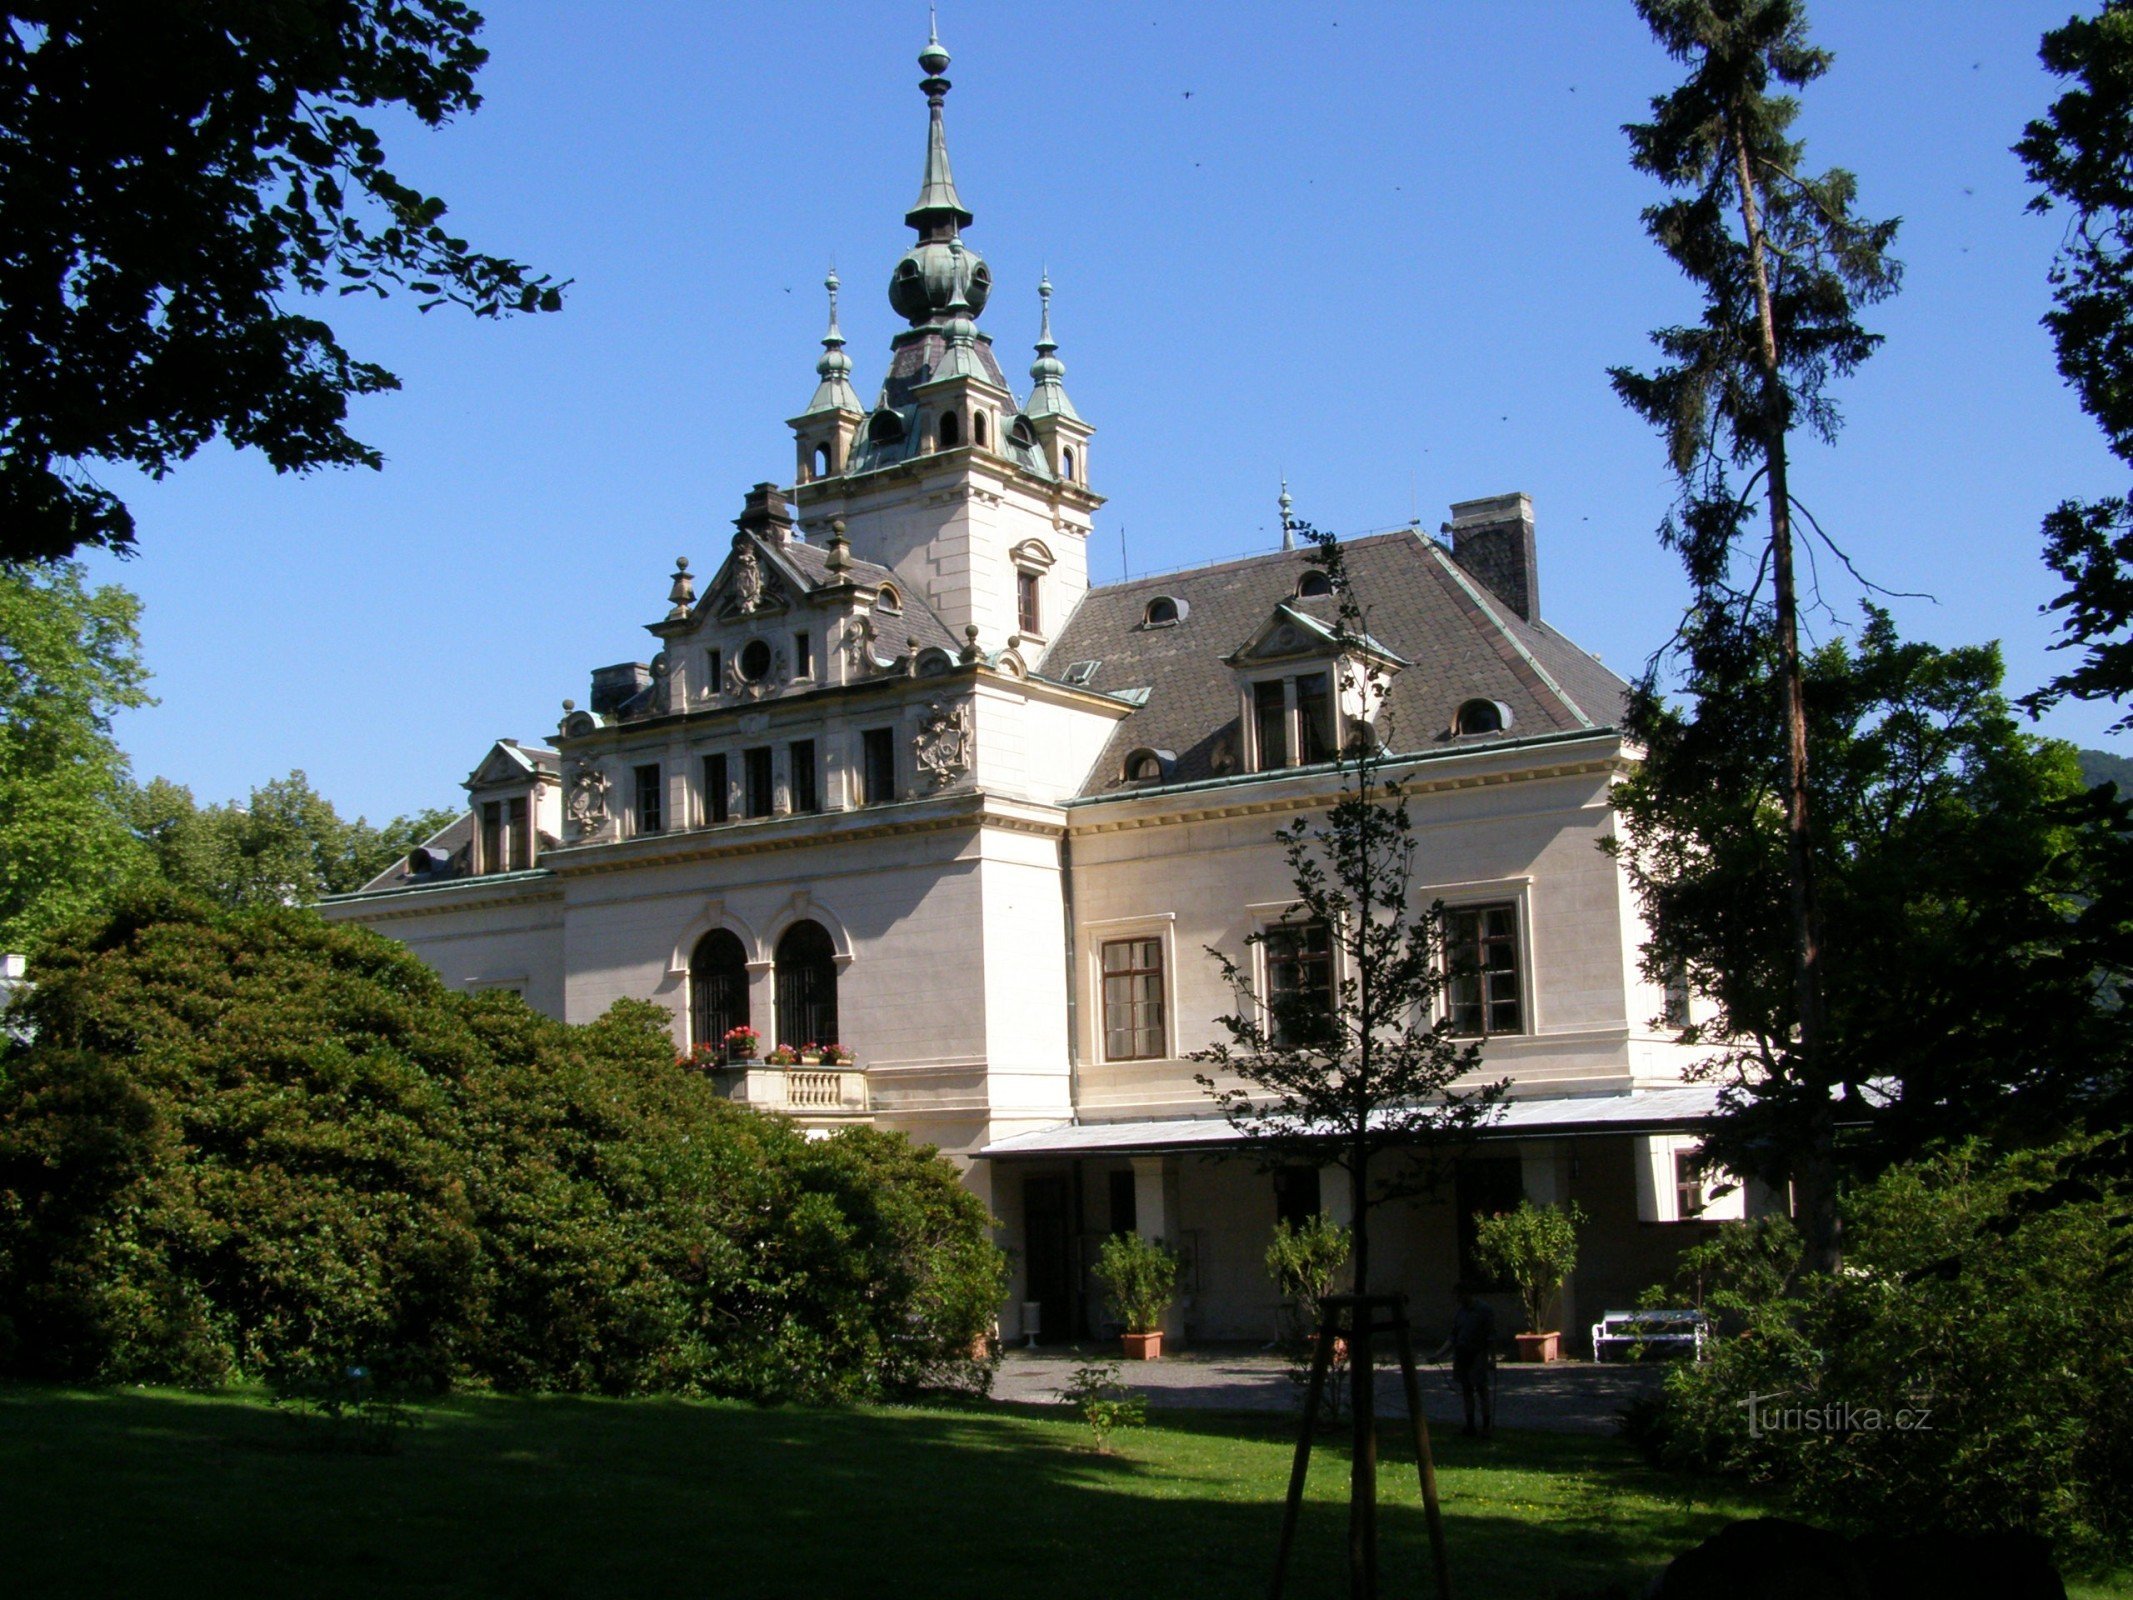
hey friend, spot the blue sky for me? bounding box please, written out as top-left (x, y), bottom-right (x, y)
top-left (86, 2), bottom-right (2131, 824)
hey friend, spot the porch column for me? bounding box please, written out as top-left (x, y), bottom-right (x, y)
top-left (1521, 1140), bottom-right (1579, 1351)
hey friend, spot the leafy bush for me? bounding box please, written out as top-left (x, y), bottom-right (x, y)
top-left (1473, 1200), bottom-right (1585, 1334)
top-left (0, 892), bottom-right (1003, 1400)
top-left (1637, 1139), bottom-right (2133, 1563)
top-left (1267, 1214), bottom-right (1353, 1418)
top-left (1092, 1232), bottom-right (1179, 1334)
top-left (1061, 1361), bottom-right (1146, 1452)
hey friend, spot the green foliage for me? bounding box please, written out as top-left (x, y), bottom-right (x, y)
top-left (1266, 1213), bottom-right (1353, 1420)
top-left (1060, 1361), bottom-right (1147, 1453)
top-left (131, 770), bottom-right (457, 906)
top-left (0, 0), bottom-right (566, 562)
top-left (0, 562), bottom-right (152, 951)
top-left (1093, 1231), bottom-right (1180, 1335)
top-left (2019, 2), bottom-right (2133, 729)
top-left (0, 893), bottom-right (1002, 1399)
top-left (1472, 1200), bottom-right (1584, 1335)
top-left (1640, 1213), bottom-right (1802, 1331)
top-left (1194, 525), bottom-right (1506, 1295)
top-left (1638, 1139), bottom-right (2133, 1562)
top-left (271, 1362), bottom-right (420, 1454)
top-left (1610, 610), bottom-right (2133, 1185)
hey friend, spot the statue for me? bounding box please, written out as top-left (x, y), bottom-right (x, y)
top-left (732, 546), bottom-right (763, 613)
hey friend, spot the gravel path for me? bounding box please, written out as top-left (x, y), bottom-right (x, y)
top-left (991, 1344), bottom-right (1665, 1436)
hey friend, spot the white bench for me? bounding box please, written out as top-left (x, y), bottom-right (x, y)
top-left (1591, 1308), bottom-right (1708, 1362)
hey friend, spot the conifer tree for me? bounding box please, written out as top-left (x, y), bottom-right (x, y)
top-left (1612, 0), bottom-right (1900, 1271)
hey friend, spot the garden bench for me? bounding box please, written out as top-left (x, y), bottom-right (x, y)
top-left (1590, 1307), bottom-right (1708, 1362)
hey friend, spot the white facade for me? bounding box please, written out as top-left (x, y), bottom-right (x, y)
top-left (325, 31), bottom-right (1755, 1350)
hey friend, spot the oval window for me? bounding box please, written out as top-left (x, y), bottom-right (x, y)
top-left (740, 639), bottom-right (774, 682)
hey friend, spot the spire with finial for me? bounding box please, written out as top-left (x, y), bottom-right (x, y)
top-left (888, 21), bottom-right (989, 328)
top-left (1024, 272), bottom-right (1081, 422)
top-left (1279, 479), bottom-right (1295, 551)
top-left (804, 267), bottom-right (863, 415)
top-left (908, 14), bottom-right (971, 230)
top-left (931, 240), bottom-right (987, 384)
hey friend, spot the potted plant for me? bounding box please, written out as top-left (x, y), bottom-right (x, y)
top-left (1473, 1200), bottom-right (1586, 1362)
top-left (765, 1043), bottom-right (799, 1067)
top-left (798, 1041), bottom-right (825, 1065)
top-left (1093, 1232), bottom-right (1181, 1359)
top-left (722, 1025), bottom-right (761, 1062)
top-left (820, 1042), bottom-right (855, 1065)
top-left (676, 1040), bottom-right (722, 1072)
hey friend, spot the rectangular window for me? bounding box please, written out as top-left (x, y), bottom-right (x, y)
top-left (481, 801), bottom-right (503, 874)
top-left (861, 727), bottom-right (897, 805)
top-left (793, 631), bottom-right (813, 678)
top-left (1017, 570), bottom-right (1041, 635)
top-left (706, 648), bottom-right (722, 693)
top-left (1273, 1167), bottom-right (1321, 1230)
top-left (1456, 1157), bottom-right (1525, 1288)
top-left (1674, 1149), bottom-right (1707, 1219)
top-left (702, 753), bottom-right (729, 825)
top-left (1253, 679), bottom-right (1289, 770)
top-left (507, 796), bottom-right (531, 870)
top-left (1100, 937), bottom-right (1166, 1061)
top-left (743, 747), bottom-right (774, 818)
top-left (634, 764), bottom-right (662, 834)
top-left (791, 739), bottom-right (819, 814)
top-left (1446, 902), bottom-right (1523, 1037)
top-left (1108, 1169), bottom-right (1137, 1237)
top-left (1264, 920), bottom-right (1333, 1046)
top-left (1295, 672), bottom-right (1335, 764)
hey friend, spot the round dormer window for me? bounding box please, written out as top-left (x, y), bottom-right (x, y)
top-left (739, 639), bottom-right (773, 682)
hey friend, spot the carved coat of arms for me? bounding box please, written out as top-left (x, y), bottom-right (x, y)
top-left (565, 765), bottom-right (612, 839)
top-left (915, 700), bottom-right (975, 787)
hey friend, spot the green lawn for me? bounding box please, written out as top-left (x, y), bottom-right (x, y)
top-left (0, 1383), bottom-right (2124, 1599)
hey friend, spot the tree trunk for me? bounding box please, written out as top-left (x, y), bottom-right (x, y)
top-left (1347, 1147), bottom-right (1376, 1599)
top-left (1733, 114), bottom-right (1840, 1275)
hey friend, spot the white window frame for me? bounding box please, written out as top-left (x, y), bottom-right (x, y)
top-left (1081, 913), bottom-right (1176, 1065)
top-left (1245, 900), bottom-right (1343, 1046)
top-left (1634, 1134), bottom-right (1748, 1224)
top-left (1239, 667), bottom-right (1344, 772)
top-left (1430, 879), bottom-right (1536, 1040)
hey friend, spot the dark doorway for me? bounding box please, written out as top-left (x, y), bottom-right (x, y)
top-left (1455, 1156), bottom-right (1525, 1289)
top-left (1023, 1173), bottom-right (1074, 1345)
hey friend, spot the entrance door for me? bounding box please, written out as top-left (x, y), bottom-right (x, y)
top-left (1022, 1174), bottom-right (1074, 1345)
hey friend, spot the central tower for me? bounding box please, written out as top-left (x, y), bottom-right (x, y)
top-left (788, 25), bottom-right (1100, 661)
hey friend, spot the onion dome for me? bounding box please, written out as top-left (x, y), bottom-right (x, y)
top-left (1023, 274), bottom-right (1081, 423)
top-left (804, 269), bottom-right (863, 415)
top-left (888, 22), bottom-right (991, 326)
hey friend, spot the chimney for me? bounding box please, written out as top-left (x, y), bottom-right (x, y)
top-left (1443, 492), bottom-right (1539, 623)
top-left (734, 481), bottom-right (797, 545)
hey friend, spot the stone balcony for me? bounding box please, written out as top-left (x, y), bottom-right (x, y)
top-left (706, 1061), bottom-right (871, 1124)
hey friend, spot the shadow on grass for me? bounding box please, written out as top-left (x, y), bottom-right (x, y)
top-left (0, 1380), bottom-right (1765, 1600)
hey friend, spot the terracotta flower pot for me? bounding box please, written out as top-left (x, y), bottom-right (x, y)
top-left (1121, 1330), bottom-right (1164, 1361)
top-left (1513, 1330), bottom-right (1561, 1363)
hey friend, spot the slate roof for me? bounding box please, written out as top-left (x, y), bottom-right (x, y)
top-left (774, 538), bottom-right (967, 657)
top-left (1044, 530), bottom-right (1631, 801)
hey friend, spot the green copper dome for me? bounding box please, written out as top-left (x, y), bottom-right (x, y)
top-left (888, 23), bottom-right (988, 327)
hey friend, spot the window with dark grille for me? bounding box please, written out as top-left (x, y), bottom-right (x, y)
top-left (1108, 1169), bottom-right (1137, 1237)
top-left (634, 764), bottom-right (662, 834)
top-left (1456, 1157), bottom-right (1525, 1288)
top-left (861, 727), bottom-right (896, 805)
top-left (1273, 1167), bottom-right (1321, 1229)
top-left (793, 631), bottom-right (813, 678)
top-left (1018, 570), bottom-right (1041, 635)
top-left (1253, 679), bottom-right (1289, 770)
top-left (481, 801), bottom-right (503, 874)
top-left (1101, 937), bottom-right (1165, 1061)
top-left (689, 929), bottom-right (748, 1054)
top-left (702, 753), bottom-right (729, 825)
top-left (1674, 1149), bottom-right (1707, 1219)
top-left (706, 648), bottom-right (722, 690)
top-left (1446, 903), bottom-right (1523, 1037)
top-left (775, 920), bottom-right (838, 1049)
top-left (744, 747), bottom-right (774, 818)
top-left (1295, 672), bottom-right (1335, 764)
top-left (1264, 920), bottom-right (1333, 1046)
top-left (791, 739), bottom-right (819, 814)
top-left (507, 796), bottom-right (530, 869)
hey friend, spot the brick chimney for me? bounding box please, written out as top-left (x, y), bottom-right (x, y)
top-left (734, 481), bottom-right (796, 545)
top-left (1443, 492), bottom-right (1539, 623)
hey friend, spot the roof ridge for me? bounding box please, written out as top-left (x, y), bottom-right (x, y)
top-left (1087, 528), bottom-right (1427, 596)
top-left (1423, 543), bottom-right (1594, 727)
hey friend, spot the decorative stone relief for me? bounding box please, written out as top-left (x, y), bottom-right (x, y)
top-left (725, 641), bottom-right (788, 701)
top-left (915, 699), bottom-right (975, 788)
top-left (732, 546), bottom-right (763, 613)
top-left (564, 764), bottom-right (612, 840)
top-left (842, 614), bottom-right (884, 677)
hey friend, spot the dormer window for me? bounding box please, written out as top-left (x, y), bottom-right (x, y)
top-left (480, 796), bottom-right (532, 873)
top-left (1454, 698), bottom-right (1511, 736)
top-left (868, 409), bottom-right (905, 445)
top-left (1143, 596), bottom-right (1186, 627)
top-left (1249, 672), bottom-right (1338, 771)
top-left (1123, 748), bottom-right (1168, 785)
top-left (876, 584), bottom-right (902, 613)
top-left (1297, 570), bottom-right (1335, 599)
top-left (1010, 415), bottom-right (1036, 448)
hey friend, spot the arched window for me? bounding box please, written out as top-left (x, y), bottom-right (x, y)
top-left (1124, 749), bottom-right (1165, 784)
top-left (775, 920), bottom-right (839, 1049)
top-left (1010, 415), bottom-right (1036, 448)
top-left (1143, 596), bottom-right (1181, 627)
top-left (1297, 571), bottom-right (1334, 598)
top-left (1454, 698), bottom-right (1509, 735)
top-left (876, 583), bottom-right (902, 612)
top-left (690, 929), bottom-right (749, 1054)
top-left (811, 443), bottom-right (831, 479)
top-left (868, 409), bottom-right (905, 444)
top-left (973, 411), bottom-right (988, 447)
top-left (939, 410), bottom-right (961, 449)
top-left (1061, 446), bottom-right (1076, 481)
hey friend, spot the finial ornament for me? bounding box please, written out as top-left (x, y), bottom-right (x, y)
top-left (667, 555), bottom-right (695, 617)
top-left (1280, 478), bottom-right (1295, 551)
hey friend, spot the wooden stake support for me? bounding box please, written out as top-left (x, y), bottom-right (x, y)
top-left (1268, 1293), bottom-right (1451, 1600)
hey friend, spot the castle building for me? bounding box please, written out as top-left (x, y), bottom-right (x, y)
top-left (325, 29), bottom-right (1758, 1349)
